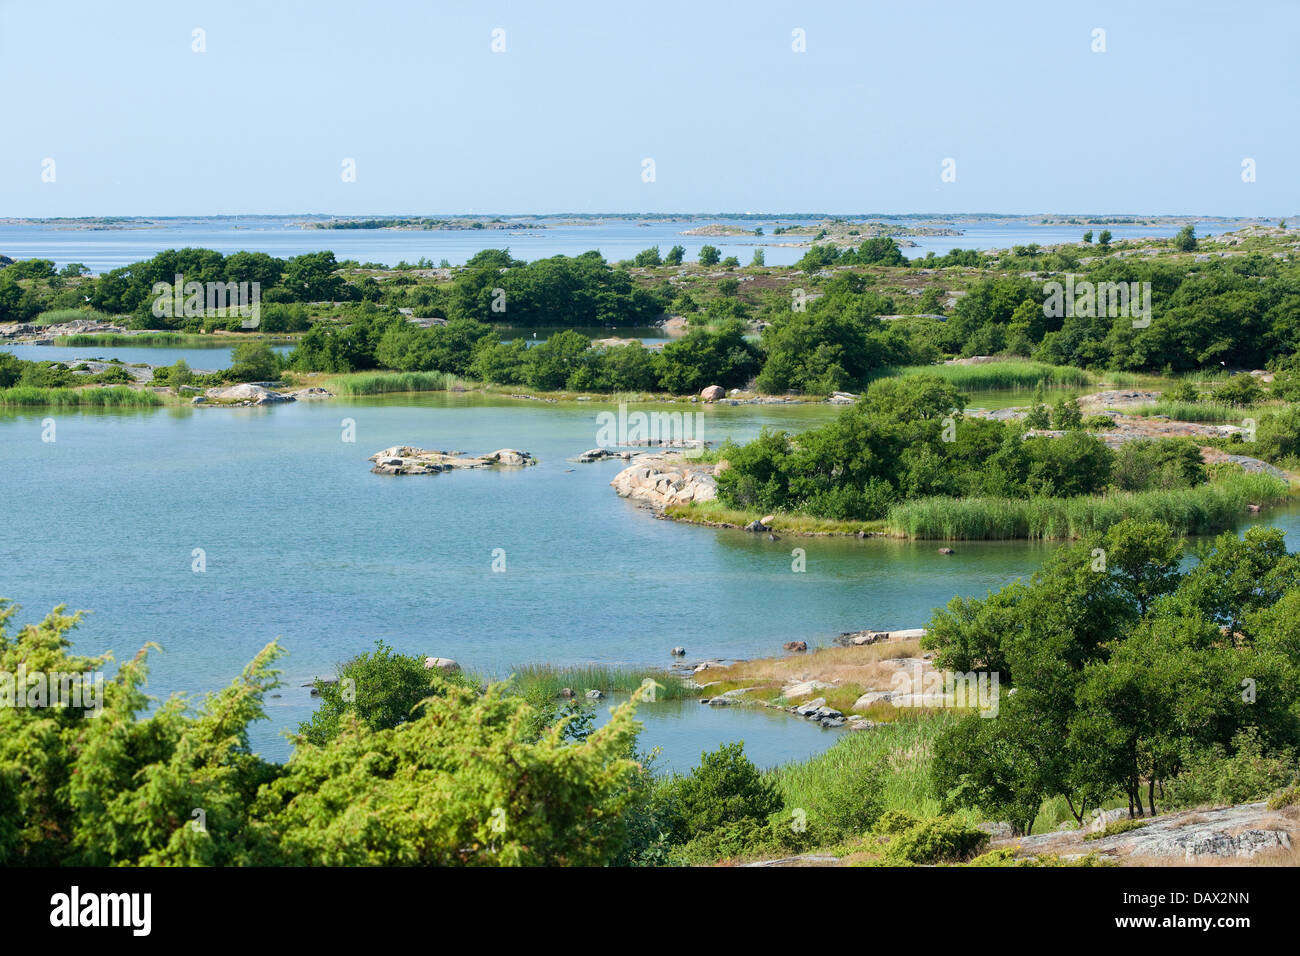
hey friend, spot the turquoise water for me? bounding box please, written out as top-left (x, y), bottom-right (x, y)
top-left (2, 395), bottom-right (1294, 769)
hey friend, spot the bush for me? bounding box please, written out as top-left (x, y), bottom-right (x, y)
top-left (297, 640), bottom-right (465, 746)
top-left (1162, 729), bottom-right (1298, 810)
top-left (228, 342), bottom-right (280, 382)
top-left (1266, 785), bottom-right (1300, 811)
top-left (882, 815), bottom-right (989, 864)
top-left (670, 742), bottom-right (783, 839)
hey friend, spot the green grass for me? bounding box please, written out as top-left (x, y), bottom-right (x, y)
top-left (668, 499), bottom-right (886, 535)
top-left (0, 386), bottom-right (162, 407)
top-left (1132, 400), bottom-right (1256, 423)
top-left (499, 663), bottom-right (694, 701)
top-left (884, 472), bottom-right (1290, 540)
top-left (875, 361), bottom-right (1094, 392)
top-left (34, 308), bottom-right (116, 327)
top-left (771, 711), bottom-right (961, 820)
top-left (328, 371), bottom-right (461, 395)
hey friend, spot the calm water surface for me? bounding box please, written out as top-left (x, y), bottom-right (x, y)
top-left (2, 393), bottom-right (1293, 770)
top-left (0, 217), bottom-right (1216, 272)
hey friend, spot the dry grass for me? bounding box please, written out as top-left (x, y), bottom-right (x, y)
top-left (1127, 843), bottom-right (1300, 867)
top-left (711, 640), bottom-right (920, 688)
top-left (700, 639), bottom-right (930, 716)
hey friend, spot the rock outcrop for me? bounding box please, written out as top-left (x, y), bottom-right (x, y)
top-left (202, 383), bottom-right (295, 406)
top-left (610, 459), bottom-right (717, 508)
top-left (1005, 801), bottom-right (1297, 863)
top-left (369, 446), bottom-right (537, 475)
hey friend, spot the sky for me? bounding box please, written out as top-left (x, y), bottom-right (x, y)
top-left (1, 0), bottom-right (1296, 217)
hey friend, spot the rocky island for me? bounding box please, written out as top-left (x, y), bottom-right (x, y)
top-left (368, 445), bottom-right (537, 475)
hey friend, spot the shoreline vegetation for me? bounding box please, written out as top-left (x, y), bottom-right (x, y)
top-left (11, 513), bottom-right (1299, 866)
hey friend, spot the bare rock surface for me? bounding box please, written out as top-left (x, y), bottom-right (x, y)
top-left (610, 457), bottom-right (718, 508)
top-left (1003, 801), bottom-right (1298, 862)
top-left (369, 446), bottom-right (537, 475)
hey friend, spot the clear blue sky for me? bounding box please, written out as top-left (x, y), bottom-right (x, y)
top-left (1, 0), bottom-right (1295, 217)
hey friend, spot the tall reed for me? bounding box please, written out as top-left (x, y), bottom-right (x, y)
top-left (0, 386), bottom-right (162, 408)
top-left (885, 473), bottom-right (1289, 540)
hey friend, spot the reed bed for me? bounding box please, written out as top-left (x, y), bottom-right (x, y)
top-left (329, 371), bottom-right (460, 395)
top-left (1132, 400), bottom-right (1255, 423)
top-left (885, 473), bottom-right (1289, 540)
top-left (771, 711), bottom-right (958, 819)
top-left (0, 386), bottom-right (162, 408)
top-left (875, 361), bottom-right (1094, 391)
top-left (501, 663), bottom-right (694, 701)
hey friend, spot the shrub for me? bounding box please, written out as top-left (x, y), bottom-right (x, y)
top-left (883, 815), bottom-right (989, 864)
top-left (297, 640), bottom-right (466, 745)
top-left (875, 809), bottom-right (920, 835)
top-left (1162, 729), bottom-right (1298, 810)
top-left (1266, 786), bottom-right (1300, 811)
top-left (670, 742), bottom-right (783, 839)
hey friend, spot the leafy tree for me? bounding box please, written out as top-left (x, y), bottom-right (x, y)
top-left (1173, 225), bottom-right (1198, 252)
top-left (228, 342), bottom-right (280, 381)
top-left (698, 245), bottom-right (721, 267)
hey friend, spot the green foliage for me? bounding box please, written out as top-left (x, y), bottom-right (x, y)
top-left (1215, 375), bottom-right (1264, 407)
top-left (1173, 225), bottom-right (1198, 252)
top-left (1110, 438), bottom-right (1206, 492)
top-left (1161, 729), bottom-right (1298, 810)
top-left (880, 815), bottom-right (989, 864)
top-left (927, 521), bottom-right (1300, 835)
top-left (228, 341), bottom-right (280, 381)
top-left (296, 640), bottom-right (462, 746)
top-left (1051, 396), bottom-right (1083, 430)
top-left (698, 245), bottom-right (720, 267)
top-left (670, 742), bottom-right (783, 837)
top-left (0, 601), bottom-right (648, 867)
top-left (1267, 785), bottom-right (1300, 810)
top-left (884, 471), bottom-right (1284, 540)
top-left (0, 385), bottom-right (161, 407)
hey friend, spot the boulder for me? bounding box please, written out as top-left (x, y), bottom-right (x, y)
top-left (610, 461), bottom-right (718, 509)
top-left (783, 640), bottom-right (808, 653)
top-left (585, 689), bottom-right (604, 700)
top-left (204, 383), bottom-right (294, 406)
top-left (783, 680), bottom-right (835, 698)
top-left (700, 385), bottom-right (725, 401)
top-left (852, 691), bottom-right (894, 711)
top-left (424, 657), bottom-right (460, 674)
